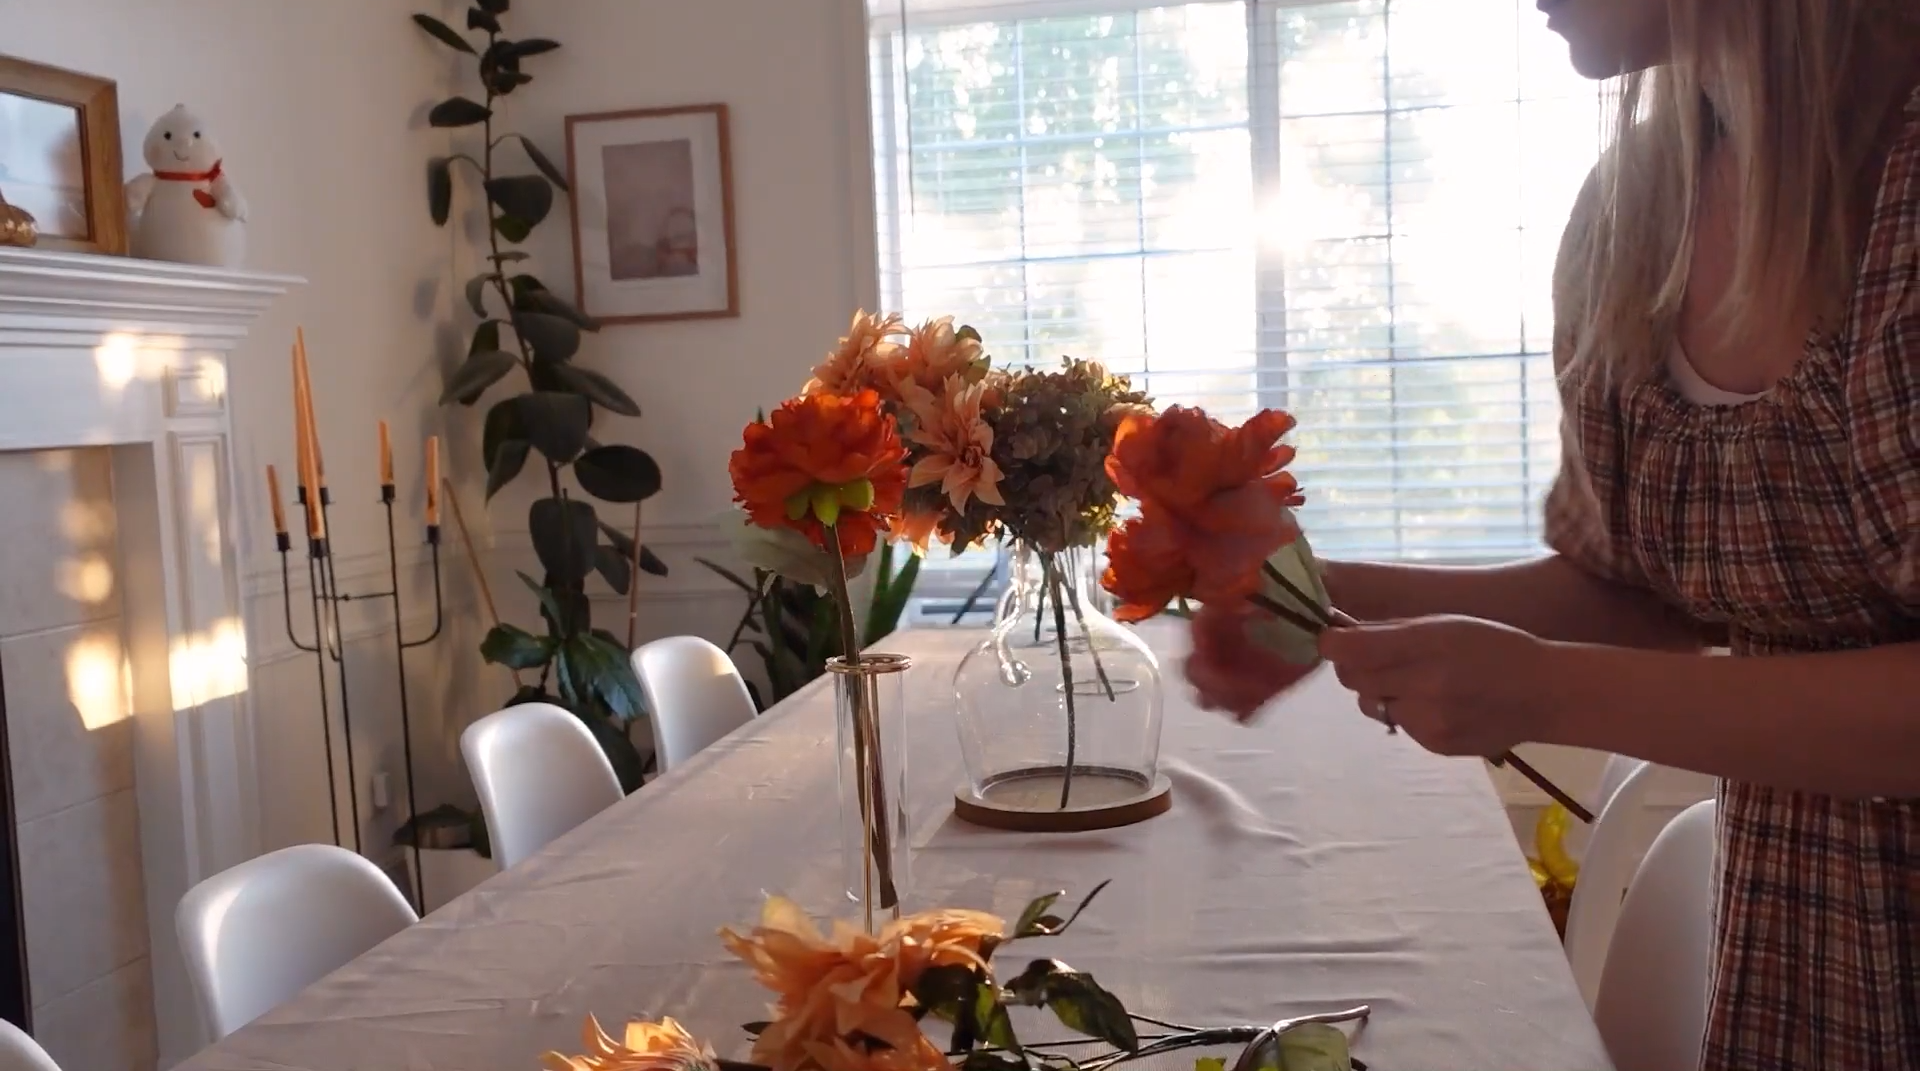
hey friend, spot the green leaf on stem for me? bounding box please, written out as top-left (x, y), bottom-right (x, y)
top-left (1043, 973), bottom-right (1137, 1053)
top-left (1265, 1023), bottom-right (1354, 1071)
top-left (503, 134), bottom-right (571, 193)
top-left (428, 96), bottom-right (492, 127)
top-left (574, 445), bottom-right (661, 503)
top-left (412, 14), bottom-right (476, 54)
top-left (1013, 892), bottom-right (1064, 938)
top-left (471, 319), bottom-right (502, 356)
top-left (529, 497), bottom-right (598, 585)
top-left (516, 391), bottom-right (592, 462)
top-left (551, 365), bottom-right (638, 416)
top-left (484, 175), bottom-right (554, 227)
top-left (514, 311), bottom-right (581, 363)
top-left (571, 631), bottom-right (645, 721)
top-left (516, 285), bottom-right (599, 330)
top-left (974, 984), bottom-right (1020, 1052)
top-left (465, 273), bottom-right (498, 319)
top-left (909, 964), bottom-right (977, 1019)
top-left (516, 571), bottom-right (564, 627)
top-left (959, 1054), bottom-right (1028, 1071)
top-left (478, 0), bottom-right (508, 12)
top-left (1195, 1060), bottom-right (1228, 1071)
top-left (466, 6), bottom-right (500, 32)
top-left (494, 213), bottom-right (533, 243)
top-left (504, 38), bottom-right (561, 58)
top-left (441, 349), bottom-right (517, 406)
top-left (479, 623), bottom-right (553, 670)
top-left (594, 543), bottom-right (632, 595)
top-left (482, 399), bottom-right (530, 498)
top-left (695, 556), bottom-right (756, 595)
top-left (602, 524), bottom-right (667, 576)
top-left (427, 157), bottom-right (453, 225)
top-left (489, 250), bottom-right (531, 264)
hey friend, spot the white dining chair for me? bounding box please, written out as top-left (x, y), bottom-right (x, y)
top-left (1592, 798), bottom-right (1719, 1071)
top-left (176, 843), bottom-right (418, 1039)
top-left (462, 702), bottom-right (623, 870)
top-left (0, 1019), bottom-right (61, 1071)
top-left (632, 635), bottom-right (758, 772)
top-left (1563, 758), bottom-right (1654, 1005)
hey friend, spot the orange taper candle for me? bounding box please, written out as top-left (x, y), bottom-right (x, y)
top-left (295, 328), bottom-right (326, 487)
top-left (266, 464), bottom-right (287, 536)
top-left (378, 419), bottom-right (394, 486)
top-left (424, 437), bottom-right (441, 526)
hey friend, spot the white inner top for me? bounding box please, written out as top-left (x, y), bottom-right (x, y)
top-left (1667, 341), bottom-right (1766, 406)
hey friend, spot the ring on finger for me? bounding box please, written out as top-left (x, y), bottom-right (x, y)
top-left (1373, 698), bottom-right (1399, 735)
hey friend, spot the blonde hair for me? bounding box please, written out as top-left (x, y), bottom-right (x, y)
top-left (1566, 0), bottom-right (1920, 386)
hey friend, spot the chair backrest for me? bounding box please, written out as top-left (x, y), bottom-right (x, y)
top-left (0, 1019), bottom-right (61, 1071)
top-left (462, 702), bottom-right (624, 870)
top-left (176, 843), bottom-right (418, 1039)
top-left (632, 635), bottom-right (758, 772)
top-left (1593, 752), bottom-right (1644, 818)
top-left (1564, 758), bottom-right (1655, 1006)
top-left (1592, 799), bottom-right (1718, 1071)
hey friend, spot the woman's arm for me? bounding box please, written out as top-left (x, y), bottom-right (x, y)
top-left (1540, 640), bottom-right (1920, 798)
top-left (1325, 554), bottom-right (1706, 651)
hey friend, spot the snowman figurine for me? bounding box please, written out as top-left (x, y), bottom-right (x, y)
top-left (125, 104), bottom-right (247, 267)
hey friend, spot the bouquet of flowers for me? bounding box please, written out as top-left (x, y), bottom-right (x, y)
top-left (543, 884), bottom-right (1370, 1071)
top-left (1099, 405), bottom-right (1590, 820)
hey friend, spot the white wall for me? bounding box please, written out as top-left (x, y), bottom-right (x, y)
top-left (442, 0), bottom-right (879, 676)
top-left (0, 0), bottom-right (878, 877)
top-left (0, 0), bottom-right (487, 875)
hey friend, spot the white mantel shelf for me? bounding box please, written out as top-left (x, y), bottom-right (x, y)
top-left (0, 247), bottom-right (300, 325)
top-left (0, 246), bottom-right (301, 1063)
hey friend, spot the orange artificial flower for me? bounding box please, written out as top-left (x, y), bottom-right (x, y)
top-left (1185, 600), bottom-right (1319, 722)
top-left (541, 1015), bottom-right (717, 1071)
top-left (906, 376), bottom-right (1005, 512)
top-left (1101, 515), bottom-right (1196, 624)
top-left (800, 1036), bottom-right (949, 1071)
top-left (889, 510), bottom-right (941, 554)
top-left (806, 311), bottom-right (905, 397)
top-left (1104, 406), bottom-right (1303, 607)
top-left (719, 897), bottom-right (1003, 1071)
top-left (893, 316), bottom-right (983, 398)
top-left (730, 390), bottom-right (908, 558)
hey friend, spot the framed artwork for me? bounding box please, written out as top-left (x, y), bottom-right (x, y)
top-left (565, 103), bottom-right (738, 324)
top-left (0, 55), bottom-right (126, 255)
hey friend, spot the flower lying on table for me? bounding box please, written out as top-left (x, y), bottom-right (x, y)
top-left (543, 885), bottom-right (1372, 1071)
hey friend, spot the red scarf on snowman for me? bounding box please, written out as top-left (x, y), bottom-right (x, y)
top-left (152, 160), bottom-right (224, 209)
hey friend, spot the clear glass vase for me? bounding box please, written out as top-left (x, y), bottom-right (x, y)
top-left (829, 653), bottom-right (912, 931)
top-left (954, 544), bottom-right (1165, 821)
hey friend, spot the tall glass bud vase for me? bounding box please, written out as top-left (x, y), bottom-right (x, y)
top-left (953, 544), bottom-right (1169, 832)
top-left (828, 653), bottom-right (912, 932)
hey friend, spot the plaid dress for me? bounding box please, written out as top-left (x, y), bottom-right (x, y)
top-left (1544, 90), bottom-right (1920, 1071)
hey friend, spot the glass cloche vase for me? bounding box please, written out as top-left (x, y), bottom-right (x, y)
top-left (953, 543), bottom-right (1169, 831)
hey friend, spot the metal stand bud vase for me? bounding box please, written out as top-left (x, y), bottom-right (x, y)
top-left (827, 652), bottom-right (912, 932)
top-left (953, 544), bottom-right (1169, 832)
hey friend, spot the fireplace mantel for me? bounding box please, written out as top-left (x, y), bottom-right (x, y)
top-left (0, 247), bottom-right (299, 1062)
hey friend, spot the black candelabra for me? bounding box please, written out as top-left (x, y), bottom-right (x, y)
top-left (275, 478), bottom-right (444, 911)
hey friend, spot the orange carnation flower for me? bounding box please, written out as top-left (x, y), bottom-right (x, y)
top-left (719, 897), bottom-right (1003, 1071)
top-left (542, 1016), bottom-right (717, 1071)
top-left (805, 311), bottom-right (905, 398)
top-left (1103, 406), bottom-right (1303, 608)
top-left (1101, 515), bottom-right (1196, 624)
top-left (892, 316), bottom-right (983, 398)
top-left (729, 390), bottom-right (908, 559)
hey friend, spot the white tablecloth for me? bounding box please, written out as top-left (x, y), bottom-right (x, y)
top-left (178, 623), bottom-right (1611, 1070)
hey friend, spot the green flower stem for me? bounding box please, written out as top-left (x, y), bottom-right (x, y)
top-left (1249, 592), bottom-right (1327, 636)
top-left (1261, 560), bottom-right (1333, 627)
top-left (826, 526), bottom-right (900, 918)
top-left (1046, 555), bottom-right (1078, 810)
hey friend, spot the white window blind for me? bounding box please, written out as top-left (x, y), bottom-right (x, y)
top-left (869, 0), bottom-right (1603, 599)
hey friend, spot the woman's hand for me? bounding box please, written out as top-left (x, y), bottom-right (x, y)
top-left (1317, 615), bottom-right (1565, 756)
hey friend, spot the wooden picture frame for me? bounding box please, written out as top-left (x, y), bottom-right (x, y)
top-left (565, 103), bottom-right (738, 324)
top-left (0, 55), bottom-right (126, 256)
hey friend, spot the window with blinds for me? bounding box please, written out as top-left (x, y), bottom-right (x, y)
top-left (868, 0), bottom-right (1603, 605)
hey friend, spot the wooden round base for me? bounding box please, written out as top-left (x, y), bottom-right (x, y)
top-left (953, 769), bottom-right (1173, 833)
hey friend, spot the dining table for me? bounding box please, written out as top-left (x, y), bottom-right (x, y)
top-left (177, 622), bottom-right (1613, 1071)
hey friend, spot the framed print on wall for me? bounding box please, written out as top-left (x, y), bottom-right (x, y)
top-left (565, 103), bottom-right (738, 324)
top-left (0, 54), bottom-right (127, 255)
